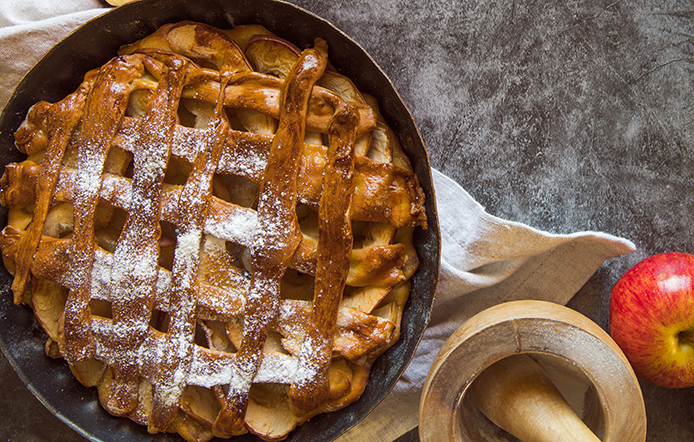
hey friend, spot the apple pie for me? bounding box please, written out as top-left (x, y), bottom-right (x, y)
top-left (0, 21), bottom-right (427, 441)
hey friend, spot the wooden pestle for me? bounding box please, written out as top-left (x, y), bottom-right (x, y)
top-left (469, 354), bottom-right (601, 442)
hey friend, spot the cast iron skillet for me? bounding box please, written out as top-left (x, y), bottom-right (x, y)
top-left (0, 0), bottom-right (440, 440)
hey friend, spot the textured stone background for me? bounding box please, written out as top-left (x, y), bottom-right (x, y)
top-left (1, 0), bottom-right (693, 441)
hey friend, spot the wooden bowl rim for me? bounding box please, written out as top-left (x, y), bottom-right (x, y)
top-left (419, 300), bottom-right (646, 442)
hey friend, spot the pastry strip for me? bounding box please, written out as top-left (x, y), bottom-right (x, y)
top-left (149, 73), bottom-right (230, 432)
top-left (186, 74), bottom-right (376, 137)
top-left (116, 117), bottom-right (426, 228)
top-left (290, 102), bottom-right (358, 413)
top-left (9, 78), bottom-right (92, 303)
top-left (105, 56), bottom-right (187, 416)
top-left (212, 38), bottom-right (329, 438)
top-left (61, 55), bottom-right (146, 363)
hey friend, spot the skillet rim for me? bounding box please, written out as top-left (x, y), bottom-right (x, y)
top-left (0, 1), bottom-right (441, 440)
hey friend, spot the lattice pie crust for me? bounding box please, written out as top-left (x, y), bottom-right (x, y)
top-left (0, 21), bottom-right (427, 441)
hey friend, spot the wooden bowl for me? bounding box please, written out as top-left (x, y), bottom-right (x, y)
top-left (419, 300), bottom-right (646, 442)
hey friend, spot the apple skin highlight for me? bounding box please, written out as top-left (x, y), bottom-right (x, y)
top-left (609, 252), bottom-right (694, 389)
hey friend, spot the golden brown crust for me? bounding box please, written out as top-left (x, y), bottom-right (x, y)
top-left (0, 21), bottom-right (427, 441)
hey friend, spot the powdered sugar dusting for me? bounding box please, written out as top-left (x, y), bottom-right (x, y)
top-left (205, 206), bottom-right (256, 246)
top-left (173, 228), bottom-right (203, 290)
top-left (0, 22), bottom-right (423, 439)
top-left (294, 334), bottom-right (322, 385)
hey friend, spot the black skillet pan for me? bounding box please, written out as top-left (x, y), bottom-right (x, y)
top-left (0, 0), bottom-right (440, 441)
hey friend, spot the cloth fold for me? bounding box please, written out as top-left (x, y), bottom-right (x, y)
top-left (0, 3), bottom-right (636, 441)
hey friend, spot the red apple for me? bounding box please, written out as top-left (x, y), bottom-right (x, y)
top-left (609, 252), bottom-right (694, 388)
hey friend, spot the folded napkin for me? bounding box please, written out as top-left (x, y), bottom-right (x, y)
top-left (0, 1), bottom-right (106, 110)
top-left (0, 2), bottom-right (636, 441)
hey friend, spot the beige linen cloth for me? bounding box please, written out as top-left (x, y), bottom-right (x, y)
top-left (0, 1), bottom-right (636, 441)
